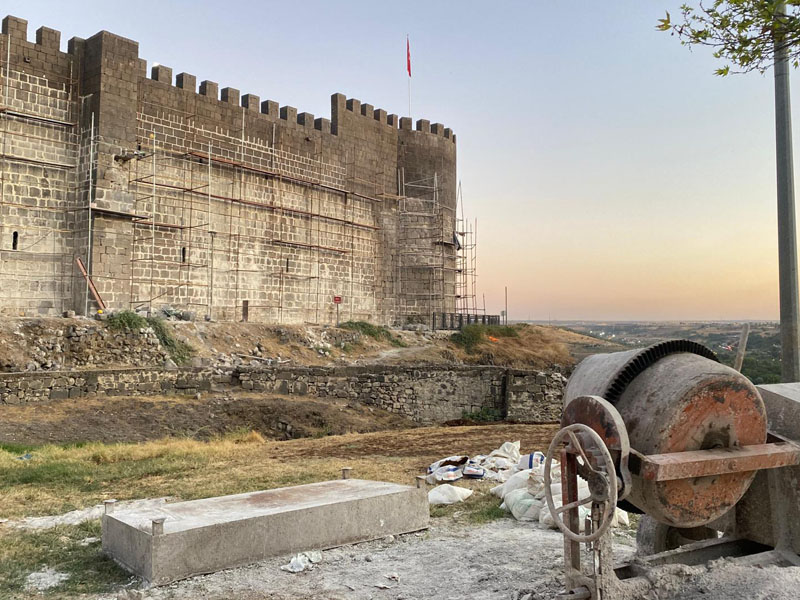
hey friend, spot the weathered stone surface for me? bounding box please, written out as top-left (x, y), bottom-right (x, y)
top-left (0, 364), bottom-right (564, 424)
top-left (102, 479), bottom-right (429, 585)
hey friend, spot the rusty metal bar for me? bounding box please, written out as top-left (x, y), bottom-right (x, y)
top-left (634, 442), bottom-right (800, 482)
top-left (75, 256), bottom-right (107, 311)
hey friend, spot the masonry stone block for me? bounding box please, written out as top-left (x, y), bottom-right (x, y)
top-left (199, 80), bottom-right (218, 98)
top-left (261, 99), bottom-right (279, 115)
top-left (176, 72), bottom-right (196, 91)
top-left (151, 65), bottom-right (172, 84)
top-left (221, 87), bottom-right (239, 104)
top-left (241, 93), bottom-right (259, 110)
top-left (35, 26), bottom-right (61, 49)
top-left (280, 105), bottom-right (297, 122)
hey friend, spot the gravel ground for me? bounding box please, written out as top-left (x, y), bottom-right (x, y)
top-left (103, 519), bottom-right (638, 600)
top-left (94, 517), bottom-right (800, 600)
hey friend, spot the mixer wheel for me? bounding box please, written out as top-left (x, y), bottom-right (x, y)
top-left (635, 515), bottom-right (719, 556)
top-left (544, 423), bottom-right (619, 543)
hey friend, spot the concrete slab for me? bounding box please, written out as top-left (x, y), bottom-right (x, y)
top-left (102, 479), bottom-right (429, 585)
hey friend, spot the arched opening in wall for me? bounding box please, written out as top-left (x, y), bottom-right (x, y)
top-left (181, 247), bottom-right (187, 263)
top-left (11, 232), bottom-right (18, 251)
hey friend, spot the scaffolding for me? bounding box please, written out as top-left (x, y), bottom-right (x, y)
top-left (124, 106), bottom-right (380, 324)
top-left (455, 183), bottom-right (480, 316)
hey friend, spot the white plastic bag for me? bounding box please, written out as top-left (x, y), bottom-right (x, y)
top-left (428, 465), bottom-right (463, 483)
top-left (539, 479), bottom-right (590, 501)
top-left (517, 451), bottom-right (545, 470)
top-left (488, 441), bottom-right (521, 463)
top-left (427, 455), bottom-right (469, 473)
top-left (281, 551), bottom-right (323, 573)
top-left (428, 484), bottom-right (473, 505)
top-left (613, 508), bottom-right (630, 527)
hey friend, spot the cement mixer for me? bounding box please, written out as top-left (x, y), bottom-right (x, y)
top-left (544, 340), bottom-right (800, 600)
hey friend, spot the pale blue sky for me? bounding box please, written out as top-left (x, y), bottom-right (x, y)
top-left (8, 1), bottom-right (791, 320)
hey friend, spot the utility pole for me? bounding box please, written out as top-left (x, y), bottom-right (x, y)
top-left (505, 286), bottom-right (508, 325)
top-left (774, 2), bottom-right (800, 382)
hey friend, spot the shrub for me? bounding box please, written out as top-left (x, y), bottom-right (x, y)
top-left (145, 317), bottom-right (194, 365)
top-left (451, 324), bottom-right (518, 353)
top-left (107, 310), bottom-right (147, 331)
top-left (339, 321), bottom-right (406, 347)
top-left (462, 407), bottom-right (503, 422)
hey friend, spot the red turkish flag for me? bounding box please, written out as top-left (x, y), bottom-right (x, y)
top-left (407, 36), bottom-right (411, 77)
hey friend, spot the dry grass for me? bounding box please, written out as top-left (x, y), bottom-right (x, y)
top-left (0, 425), bottom-right (558, 598)
top-left (454, 324), bottom-right (573, 369)
top-left (0, 424), bottom-right (558, 520)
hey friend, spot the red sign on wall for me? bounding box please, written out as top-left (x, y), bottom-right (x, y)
top-left (333, 296), bottom-right (342, 304)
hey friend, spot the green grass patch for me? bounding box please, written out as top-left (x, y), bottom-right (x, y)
top-left (145, 317), bottom-right (193, 365)
top-left (462, 407), bottom-right (503, 422)
top-left (0, 521), bottom-right (129, 598)
top-left (106, 310), bottom-right (147, 331)
top-left (429, 486), bottom-right (508, 524)
top-left (339, 321), bottom-right (407, 347)
top-left (450, 324), bottom-right (519, 353)
top-left (0, 443), bottom-right (212, 518)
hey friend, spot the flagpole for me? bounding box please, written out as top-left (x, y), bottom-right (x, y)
top-left (408, 75), bottom-right (411, 119)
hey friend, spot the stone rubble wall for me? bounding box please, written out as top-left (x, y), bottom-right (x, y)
top-left (0, 319), bottom-right (169, 372)
top-left (0, 364), bottom-right (565, 424)
top-left (0, 368), bottom-right (226, 405)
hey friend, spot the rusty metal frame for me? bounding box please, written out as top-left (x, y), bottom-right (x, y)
top-left (629, 442), bottom-right (800, 482)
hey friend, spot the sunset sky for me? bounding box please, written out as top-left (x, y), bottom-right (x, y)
top-left (11, 1), bottom-right (790, 321)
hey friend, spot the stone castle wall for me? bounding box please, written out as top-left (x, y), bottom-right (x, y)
top-left (0, 15), bottom-right (458, 325)
top-left (0, 364), bottom-right (565, 425)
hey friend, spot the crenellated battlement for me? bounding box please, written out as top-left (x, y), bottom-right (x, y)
top-left (137, 59), bottom-right (453, 141)
top-left (1, 15), bottom-right (85, 59)
top-left (0, 13), bottom-right (455, 144)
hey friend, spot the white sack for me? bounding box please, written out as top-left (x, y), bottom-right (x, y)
top-left (491, 469), bottom-right (532, 500)
top-left (428, 484), bottom-right (473, 506)
top-left (503, 488), bottom-right (544, 521)
top-left (488, 441), bottom-right (521, 463)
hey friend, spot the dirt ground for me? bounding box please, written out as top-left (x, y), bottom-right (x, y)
top-left (130, 526), bottom-right (800, 600)
top-left (134, 518), bottom-right (628, 600)
top-left (3, 420), bottom-right (799, 600)
top-left (0, 392), bottom-right (419, 445)
top-left (0, 316), bottom-right (620, 373)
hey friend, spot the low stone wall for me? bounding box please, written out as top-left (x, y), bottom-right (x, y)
top-left (0, 364), bottom-right (565, 424)
top-left (505, 371), bottom-right (566, 423)
top-left (235, 365), bottom-right (565, 424)
top-left (0, 368), bottom-right (229, 405)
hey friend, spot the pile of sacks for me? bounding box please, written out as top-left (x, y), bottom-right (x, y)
top-left (425, 441), bottom-right (535, 506)
top-left (491, 457), bottom-right (629, 530)
top-left (425, 441), bottom-right (532, 485)
top-left (424, 440), bottom-right (629, 531)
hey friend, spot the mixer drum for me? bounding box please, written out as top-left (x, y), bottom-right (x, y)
top-left (565, 345), bottom-right (767, 528)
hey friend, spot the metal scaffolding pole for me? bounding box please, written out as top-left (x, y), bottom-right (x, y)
top-left (84, 112), bottom-right (95, 316)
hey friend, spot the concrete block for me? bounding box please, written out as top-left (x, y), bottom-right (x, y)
top-left (102, 479), bottom-right (428, 585)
